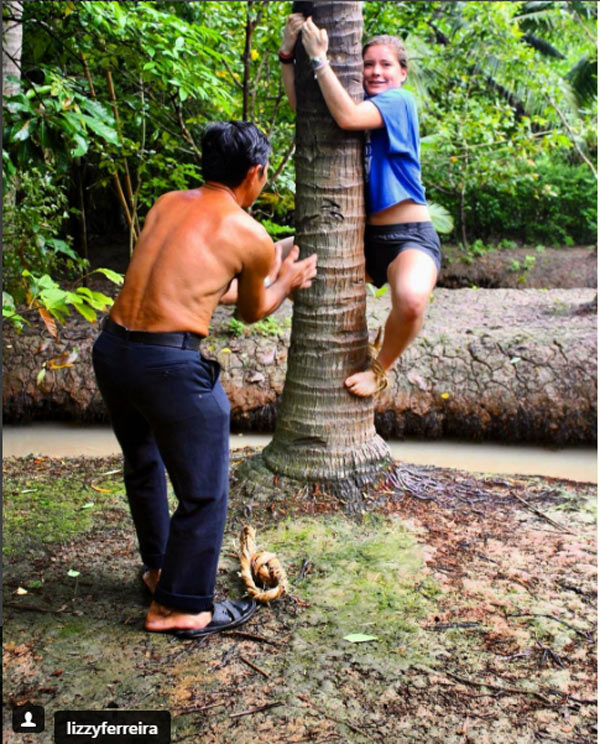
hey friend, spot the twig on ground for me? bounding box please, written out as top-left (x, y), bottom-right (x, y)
top-left (297, 694), bottom-right (379, 742)
top-left (5, 602), bottom-right (58, 614)
top-left (536, 639), bottom-right (567, 669)
top-left (445, 671), bottom-right (556, 706)
top-left (428, 622), bottom-right (482, 631)
top-left (293, 558), bottom-right (311, 584)
top-left (178, 701), bottom-right (227, 715)
top-left (509, 612), bottom-right (594, 642)
top-left (229, 701), bottom-right (283, 719)
top-left (239, 653), bottom-right (270, 679)
top-left (216, 644), bottom-right (237, 669)
top-left (509, 491), bottom-right (575, 534)
top-left (222, 630), bottom-right (284, 646)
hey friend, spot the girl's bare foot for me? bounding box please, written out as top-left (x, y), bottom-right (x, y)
top-left (344, 369), bottom-right (380, 397)
top-left (144, 601), bottom-right (212, 633)
top-left (345, 360), bottom-right (390, 397)
top-left (142, 568), bottom-right (161, 594)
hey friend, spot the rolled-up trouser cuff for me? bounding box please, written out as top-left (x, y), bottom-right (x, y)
top-left (154, 586), bottom-right (214, 613)
top-left (141, 552), bottom-right (164, 571)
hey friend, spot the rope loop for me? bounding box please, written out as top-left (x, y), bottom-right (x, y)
top-left (239, 525), bottom-right (288, 604)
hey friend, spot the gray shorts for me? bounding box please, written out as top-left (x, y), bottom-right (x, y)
top-left (364, 221), bottom-right (441, 288)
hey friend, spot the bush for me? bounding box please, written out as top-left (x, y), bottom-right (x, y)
top-left (465, 156), bottom-right (597, 245)
top-left (2, 167), bottom-right (85, 303)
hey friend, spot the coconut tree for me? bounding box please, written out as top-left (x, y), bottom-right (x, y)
top-left (261, 0), bottom-right (391, 489)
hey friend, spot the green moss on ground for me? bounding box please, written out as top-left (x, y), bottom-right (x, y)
top-left (2, 454), bottom-right (597, 744)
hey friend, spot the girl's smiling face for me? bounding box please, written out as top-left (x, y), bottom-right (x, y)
top-left (363, 44), bottom-right (407, 96)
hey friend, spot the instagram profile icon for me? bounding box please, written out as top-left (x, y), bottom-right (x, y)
top-left (12, 702), bottom-right (45, 733)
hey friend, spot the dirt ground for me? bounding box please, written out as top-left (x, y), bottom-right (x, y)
top-left (2, 449), bottom-right (597, 743)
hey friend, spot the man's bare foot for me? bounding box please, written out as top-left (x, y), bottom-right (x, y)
top-left (344, 370), bottom-right (378, 397)
top-left (142, 568), bottom-right (161, 595)
top-left (144, 601), bottom-right (212, 633)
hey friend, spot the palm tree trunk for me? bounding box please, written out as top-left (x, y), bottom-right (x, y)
top-left (262, 0), bottom-right (390, 484)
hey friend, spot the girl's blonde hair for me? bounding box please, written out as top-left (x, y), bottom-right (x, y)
top-left (362, 35), bottom-right (408, 71)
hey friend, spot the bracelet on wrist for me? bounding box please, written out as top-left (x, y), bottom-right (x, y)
top-left (313, 59), bottom-right (330, 76)
top-left (278, 50), bottom-right (294, 63)
top-left (310, 55), bottom-right (326, 69)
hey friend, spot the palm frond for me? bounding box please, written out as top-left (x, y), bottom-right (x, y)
top-left (403, 33), bottom-right (439, 104)
top-left (566, 54), bottom-right (597, 106)
top-left (521, 31), bottom-right (565, 58)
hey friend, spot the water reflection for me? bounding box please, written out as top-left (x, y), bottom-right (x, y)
top-left (2, 423), bottom-right (596, 483)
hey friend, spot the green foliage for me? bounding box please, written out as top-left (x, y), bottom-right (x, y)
top-left (367, 283), bottom-right (389, 299)
top-left (227, 314), bottom-right (290, 337)
top-left (22, 271), bottom-right (114, 324)
top-left (2, 0), bottom-right (597, 327)
top-left (466, 156), bottom-right (597, 244)
top-left (259, 218), bottom-right (295, 239)
top-left (2, 166), bottom-right (84, 302)
top-left (426, 201), bottom-right (454, 234)
top-left (372, 0), bottom-right (597, 245)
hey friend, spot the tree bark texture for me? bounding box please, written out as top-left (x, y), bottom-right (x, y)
top-left (2, 1), bottom-right (23, 98)
top-left (261, 0), bottom-right (391, 482)
top-left (3, 289), bottom-right (596, 446)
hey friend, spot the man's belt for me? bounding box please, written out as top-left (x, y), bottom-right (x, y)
top-left (103, 317), bottom-right (204, 351)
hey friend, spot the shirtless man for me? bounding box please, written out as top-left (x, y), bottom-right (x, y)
top-left (92, 121), bottom-right (317, 638)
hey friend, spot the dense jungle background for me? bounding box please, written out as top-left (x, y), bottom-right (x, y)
top-left (2, 0), bottom-right (597, 333)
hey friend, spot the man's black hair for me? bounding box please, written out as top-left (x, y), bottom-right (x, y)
top-left (201, 121), bottom-right (272, 188)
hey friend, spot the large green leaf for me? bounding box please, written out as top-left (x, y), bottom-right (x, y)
top-left (79, 114), bottom-right (120, 145)
top-left (427, 202), bottom-right (454, 235)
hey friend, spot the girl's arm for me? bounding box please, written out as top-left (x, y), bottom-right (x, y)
top-left (280, 13), bottom-right (304, 111)
top-left (301, 17), bottom-right (383, 131)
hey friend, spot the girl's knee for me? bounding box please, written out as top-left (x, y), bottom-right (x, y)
top-left (392, 290), bottom-right (430, 323)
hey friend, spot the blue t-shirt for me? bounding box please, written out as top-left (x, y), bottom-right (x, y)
top-left (364, 87), bottom-right (426, 214)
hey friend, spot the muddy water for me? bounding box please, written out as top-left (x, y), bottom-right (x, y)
top-left (2, 423), bottom-right (596, 483)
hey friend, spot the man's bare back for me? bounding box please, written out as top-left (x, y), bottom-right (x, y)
top-left (111, 181), bottom-right (316, 337)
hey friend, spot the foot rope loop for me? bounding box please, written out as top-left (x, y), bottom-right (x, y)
top-left (239, 525), bottom-right (288, 604)
top-left (369, 327), bottom-right (389, 392)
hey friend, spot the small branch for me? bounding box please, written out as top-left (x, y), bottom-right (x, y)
top-left (269, 137), bottom-right (296, 184)
top-left (297, 695), bottom-right (378, 742)
top-left (172, 95), bottom-right (202, 160)
top-left (229, 701), bottom-right (283, 719)
top-left (4, 602), bottom-right (55, 613)
top-left (509, 490), bottom-right (575, 534)
top-left (508, 612), bottom-right (594, 642)
top-left (178, 701), bottom-right (226, 715)
top-left (428, 622), bottom-right (482, 631)
top-left (239, 653), bottom-right (270, 679)
top-left (445, 671), bottom-right (556, 706)
top-left (222, 57), bottom-right (243, 90)
top-left (105, 69), bottom-right (140, 238)
top-left (80, 52), bottom-right (96, 98)
top-left (222, 630), bottom-right (284, 646)
top-left (549, 97), bottom-right (597, 177)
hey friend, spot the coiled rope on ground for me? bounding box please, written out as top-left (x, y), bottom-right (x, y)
top-left (239, 525), bottom-right (288, 603)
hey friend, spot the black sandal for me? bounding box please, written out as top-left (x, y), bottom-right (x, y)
top-left (174, 598), bottom-right (257, 639)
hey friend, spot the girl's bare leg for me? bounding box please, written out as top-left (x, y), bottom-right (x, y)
top-left (345, 249), bottom-right (438, 397)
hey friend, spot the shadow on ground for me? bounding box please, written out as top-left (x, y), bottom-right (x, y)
top-left (3, 449), bottom-right (597, 743)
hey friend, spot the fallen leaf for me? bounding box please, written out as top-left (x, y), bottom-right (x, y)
top-left (343, 633), bottom-right (379, 644)
top-left (16, 587), bottom-right (28, 595)
top-left (38, 307), bottom-right (59, 341)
